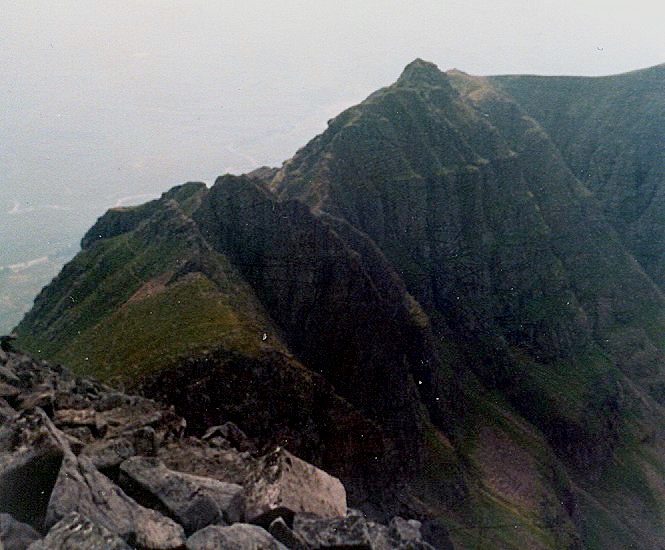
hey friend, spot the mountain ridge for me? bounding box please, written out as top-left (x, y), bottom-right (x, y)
top-left (12, 59), bottom-right (665, 549)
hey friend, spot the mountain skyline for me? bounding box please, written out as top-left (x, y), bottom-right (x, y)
top-left (4, 57), bottom-right (665, 335)
top-left (3, 0), bottom-right (665, 333)
top-left (12, 58), bottom-right (665, 549)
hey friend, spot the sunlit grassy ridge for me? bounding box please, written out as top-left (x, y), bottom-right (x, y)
top-left (16, 189), bottom-right (285, 387)
top-left (52, 272), bottom-right (269, 384)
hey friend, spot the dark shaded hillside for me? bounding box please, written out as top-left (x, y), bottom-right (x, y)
top-left (273, 59), bottom-right (665, 548)
top-left (490, 65), bottom-right (665, 292)
top-left (194, 175), bottom-right (458, 454)
top-left (14, 59), bottom-right (665, 549)
top-left (14, 173), bottom-right (461, 526)
top-left (274, 59), bottom-right (665, 446)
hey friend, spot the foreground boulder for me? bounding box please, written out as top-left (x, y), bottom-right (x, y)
top-left (268, 517), bottom-right (309, 550)
top-left (27, 512), bottom-right (130, 550)
top-left (293, 511), bottom-right (371, 549)
top-left (46, 454), bottom-right (185, 549)
top-left (0, 513), bottom-right (40, 550)
top-left (0, 408), bottom-right (68, 528)
top-left (186, 523), bottom-right (287, 550)
top-left (119, 456), bottom-right (244, 533)
top-left (80, 437), bottom-right (136, 470)
top-left (244, 447), bottom-right (347, 525)
top-left (157, 438), bottom-right (251, 485)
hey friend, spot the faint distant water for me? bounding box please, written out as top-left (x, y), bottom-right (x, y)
top-left (0, 195), bottom-right (157, 333)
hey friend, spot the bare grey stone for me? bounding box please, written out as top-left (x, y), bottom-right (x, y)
top-left (0, 398), bottom-right (16, 423)
top-left (157, 439), bottom-right (251, 485)
top-left (268, 517), bottom-right (309, 550)
top-left (0, 513), bottom-right (40, 550)
top-left (186, 524), bottom-right (287, 550)
top-left (0, 365), bottom-right (19, 385)
top-left (202, 422), bottom-right (255, 453)
top-left (389, 517), bottom-right (423, 545)
top-left (0, 408), bottom-right (69, 528)
top-left (0, 383), bottom-right (19, 400)
top-left (46, 454), bottom-right (185, 549)
top-left (17, 390), bottom-right (54, 416)
top-left (81, 438), bottom-right (136, 470)
top-left (119, 456), bottom-right (244, 533)
top-left (244, 448), bottom-right (346, 525)
top-left (27, 512), bottom-right (130, 550)
top-left (293, 512), bottom-right (371, 549)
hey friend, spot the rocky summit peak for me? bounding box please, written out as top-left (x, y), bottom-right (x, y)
top-left (397, 58), bottom-right (448, 87)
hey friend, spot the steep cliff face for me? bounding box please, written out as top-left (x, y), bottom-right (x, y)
top-left (13, 59), bottom-right (665, 549)
top-left (14, 172), bottom-right (457, 521)
top-left (490, 65), bottom-right (665, 292)
top-left (449, 71), bottom-right (665, 397)
top-left (193, 175), bottom-right (455, 465)
top-left (271, 60), bottom-right (660, 468)
top-left (270, 60), bottom-right (665, 547)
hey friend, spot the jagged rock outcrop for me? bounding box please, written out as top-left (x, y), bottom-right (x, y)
top-left (244, 447), bottom-right (347, 525)
top-left (0, 350), bottom-right (443, 549)
top-left (119, 456), bottom-right (244, 533)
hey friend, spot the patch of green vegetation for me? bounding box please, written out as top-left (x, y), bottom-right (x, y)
top-left (466, 490), bottom-right (560, 550)
top-left (596, 444), bottom-right (661, 517)
top-left (52, 273), bottom-right (267, 385)
top-left (521, 347), bottom-right (614, 416)
top-left (436, 478), bottom-right (575, 550)
top-left (17, 230), bottom-right (184, 358)
top-left (416, 416), bottom-right (466, 499)
top-left (418, 388), bottom-right (580, 550)
top-left (16, 196), bottom-right (284, 386)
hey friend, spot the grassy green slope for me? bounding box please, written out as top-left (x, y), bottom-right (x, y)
top-left (15, 190), bottom-right (286, 387)
top-left (50, 271), bottom-right (272, 384)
